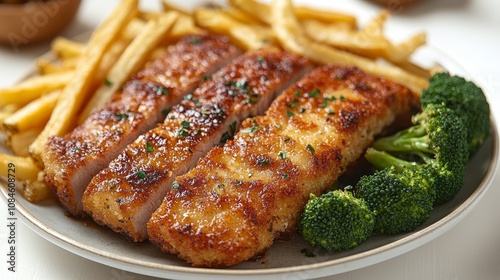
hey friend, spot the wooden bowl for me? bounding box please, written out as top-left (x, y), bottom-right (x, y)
top-left (0, 0), bottom-right (81, 47)
top-left (369, 0), bottom-right (417, 7)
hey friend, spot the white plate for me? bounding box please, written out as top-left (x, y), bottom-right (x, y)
top-left (0, 13), bottom-right (498, 280)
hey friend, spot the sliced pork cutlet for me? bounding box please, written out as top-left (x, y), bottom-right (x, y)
top-left (42, 34), bottom-right (240, 217)
top-left (147, 65), bottom-right (419, 267)
top-left (81, 49), bottom-right (313, 242)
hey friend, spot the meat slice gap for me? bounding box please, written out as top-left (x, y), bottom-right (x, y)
top-left (147, 65), bottom-right (419, 267)
top-left (42, 34), bottom-right (240, 216)
top-left (81, 49), bottom-right (313, 242)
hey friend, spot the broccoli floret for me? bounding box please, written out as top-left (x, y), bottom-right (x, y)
top-left (356, 166), bottom-right (435, 234)
top-left (365, 103), bottom-right (468, 204)
top-left (421, 72), bottom-right (490, 155)
top-left (299, 189), bottom-right (375, 252)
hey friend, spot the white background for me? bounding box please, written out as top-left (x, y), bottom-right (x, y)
top-left (1, 0), bottom-right (500, 279)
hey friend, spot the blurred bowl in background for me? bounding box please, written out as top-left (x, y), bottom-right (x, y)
top-left (370, 0), bottom-right (417, 6)
top-left (0, 0), bottom-right (81, 48)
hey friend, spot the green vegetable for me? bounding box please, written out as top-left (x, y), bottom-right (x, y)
top-left (420, 72), bottom-right (490, 155)
top-left (356, 166), bottom-right (435, 234)
top-left (365, 103), bottom-right (468, 205)
top-left (299, 189), bottom-right (374, 252)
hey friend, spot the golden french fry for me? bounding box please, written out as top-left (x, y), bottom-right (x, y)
top-left (3, 90), bottom-right (60, 133)
top-left (0, 154), bottom-right (41, 182)
top-left (0, 72), bottom-right (72, 107)
top-left (228, 0), bottom-right (357, 27)
top-left (270, 0), bottom-right (428, 94)
top-left (51, 37), bottom-right (84, 59)
top-left (36, 58), bottom-right (65, 75)
top-left (29, 0), bottom-right (139, 165)
top-left (294, 5), bottom-right (357, 26)
top-left (79, 12), bottom-right (179, 122)
top-left (22, 171), bottom-right (51, 203)
top-left (5, 129), bottom-right (42, 157)
top-left (0, 105), bottom-right (18, 126)
top-left (60, 56), bottom-right (79, 70)
top-left (219, 7), bottom-right (264, 26)
top-left (161, 0), bottom-right (190, 15)
top-left (385, 32), bottom-right (426, 64)
top-left (166, 13), bottom-right (204, 43)
top-left (302, 19), bottom-right (388, 57)
top-left (194, 8), bottom-right (275, 50)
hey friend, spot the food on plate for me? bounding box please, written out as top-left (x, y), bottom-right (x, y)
top-left (228, 0), bottom-right (357, 27)
top-left (29, 0), bottom-right (140, 165)
top-left (270, 0), bottom-right (428, 94)
top-left (365, 103), bottom-right (469, 205)
top-left (78, 12), bottom-right (178, 122)
top-left (3, 90), bottom-right (60, 134)
top-left (301, 10), bottom-right (427, 65)
top-left (356, 165), bottom-right (436, 234)
top-left (0, 72), bottom-right (72, 107)
top-left (420, 73), bottom-right (491, 155)
top-left (0, 0), bottom-right (489, 270)
top-left (299, 189), bottom-right (375, 252)
top-left (82, 49), bottom-right (312, 242)
top-left (147, 65), bottom-right (418, 267)
top-left (43, 34), bottom-right (240, 216)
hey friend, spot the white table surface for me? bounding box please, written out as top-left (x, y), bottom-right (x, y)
top-left (1, 0), bottom-right (500, 279)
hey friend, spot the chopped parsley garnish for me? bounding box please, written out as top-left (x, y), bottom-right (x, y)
top-left (287, 111), bottom-right (295, 117)
top-left (172, 182), bottom-right (180, 189)
top-left (176, 129), bottom-right (189, 137)
top-left (109, 185), bottom-right (116, 190)
top-left (235, 78), bottom-right (248, 89)
top-left (278, 151), bottom-right (287, 159)
top-left (155, 85), bottom-right (169, 95)
top-left (309, 89), bottom-right (320, 97)
top-left (284, 137), bottom-right (291, 142)
top-left (202, 75), bottom-right (212, 81)
top-left (180, 120), bottom-right (191, 129)
top-left (307, 144), bottom-right (315, 154)
top-left (115, 113), bottom-right (129, 121)
top-left (246, 97), bottom-right (257, 104)
top-left (137, 170), bottom-right (146, 179)
top-left (327, 109), bottom-right (335, 115)
top-left (340, 95), bottom-right (346, 100)
top-left (145, 142), bottom-right (154, 152)
top-left (258, 159), bottom-right (269, 166)
top-left (104, 78), bottom-right (113, 87)
top-left (188, 37), bottom-right (202, 44)
top-left (282, 173), bottom-right (289, 179)
top-left (294, 90), bottom-right (301, 96)
top-left (257, 56), bottom-right (266, 63)
top-left (288, 98), bottom-right (299, 108)
top-left (242, 120), bottom-right (260, 134)
top-left (184, 93), bottom-right (193, 100)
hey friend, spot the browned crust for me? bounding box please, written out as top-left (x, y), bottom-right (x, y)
top-left (147, 65), bottom-right (417, 267)
top-left (82, 49), bottom-right (313, 241)
top-left (43, 34), bottom-right (240, 216)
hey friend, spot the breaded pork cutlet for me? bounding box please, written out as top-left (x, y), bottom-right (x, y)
top-left (82, 49), bottom-right (312, 242)
top-left (147, 65), bottom-right (418, 267)
top-left (43, 34), bottom-right (240, 216)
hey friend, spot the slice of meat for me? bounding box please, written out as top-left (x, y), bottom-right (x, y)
top-left (42, 34), bottom-right (240, 216)
top-left (147, 65), bottom-right (419, 267)
top-left (82, 49), bottom-right (313, 242)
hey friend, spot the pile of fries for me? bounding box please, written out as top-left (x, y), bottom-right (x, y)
top-left (0, 0), bottom-right (432, 203)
